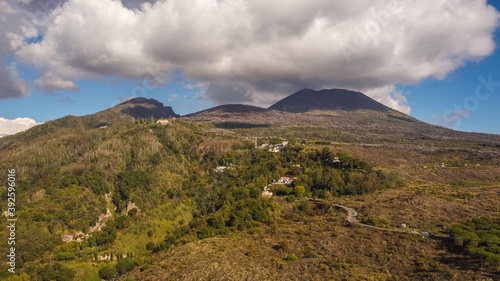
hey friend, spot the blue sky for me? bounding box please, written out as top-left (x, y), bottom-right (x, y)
top-left (0, 0), bottom-right (499, 136)
top-left (402, 17), bottom-right (500, 135)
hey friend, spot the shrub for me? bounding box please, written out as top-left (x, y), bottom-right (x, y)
top-left (56, 252), bottom-right (76, 261)
top-left (362, 216), bottom-right (389, 227)
top-left (146, 242), bottom-right (155, 251)
top-left (279, 240), bottom-right (290, 252)
top-left (98, 265), bottom-right (117, 280)
top-left (295, 201), bottom-right (314, 214)
top-left (38, 263), bottom-right (75, 281)
top-left (197, 227), bottom-right (216, 239)
top-left (114, 215), bottom-right (129, 229)
top-left (128, 208), bottom-right (138, 217)
top-left (116, 258), bottom-right (135, 275)
top-left (294, 186), bottom-right (305, 198)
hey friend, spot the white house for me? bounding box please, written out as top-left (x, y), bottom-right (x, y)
top-left (278, 177), bottom-right (294, 184)
top-left (156, 119), bottom-right (170, 125)
top-left (268, 141), bottom-right (289, 153)
top-left (262, 186), bottom-right (273, 198)
top-left (214, 166), bottom-right (227, 172)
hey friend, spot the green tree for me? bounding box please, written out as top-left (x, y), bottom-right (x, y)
top-left (75, 246), bottom-right (81, 257)
top-left (98, 265), bottom-right (118, 280)
top-left (95, 225), bottom-right (117, 245)
top-left (128, 208), bottom-right (138, 216)
top-left (116, 258), bottom-right (135, 275)
top-left (146, 242), bottom-right (155, 251)
top-left (294, 185), bottom-right (305, 198)
top-left (38, 263), bottom-right (75, 281)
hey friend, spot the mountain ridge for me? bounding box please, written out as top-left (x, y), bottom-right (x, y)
top-left (268, 88), bottom-right (391, 113)
top-left (184, 104), bottom-right (270, 117)
top-left (2, 89), bottom-right (500, 146)
top-left (116, 97), bottom-right (180, 119)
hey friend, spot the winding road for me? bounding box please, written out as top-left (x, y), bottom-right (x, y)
top-left (310, 200), bottom-right (450, 239)
top-left (333, 204), bottom-right (358, 224)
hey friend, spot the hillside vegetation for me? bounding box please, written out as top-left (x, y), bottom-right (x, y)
top-left (1, 96), bottom-right (500, 280)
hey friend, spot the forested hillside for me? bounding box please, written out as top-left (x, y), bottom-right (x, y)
top-left (1, 97), bottom-right (500, 280)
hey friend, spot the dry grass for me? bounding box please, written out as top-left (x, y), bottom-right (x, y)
top-left (129, 204), bottom-right (499, 281)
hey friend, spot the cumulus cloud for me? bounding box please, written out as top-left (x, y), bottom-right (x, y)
top-left (0, 62), bottom-right (30, 98)
top-left (363, 85), bottom-right (411, 115)
top-left (0, 0), bottom-right (34, 99)
top-left (7, 0), bottom-right (500, 112)
top-left (0, 117), bottom-right (42, 136)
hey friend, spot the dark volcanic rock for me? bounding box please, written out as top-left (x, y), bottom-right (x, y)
top-left (268, 89), bottom-right (390, 113)
top-left (119, 97), bottom-right (180, 119)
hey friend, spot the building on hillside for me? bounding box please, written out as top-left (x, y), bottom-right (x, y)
top-left (278, 177), bottom-right (294, 184)
top-left (333, 157), bottom-right (341, 163)
top-left (268, 141), bottom-right (289, 153)
top-left (97, 122), bottom-right (110, 129)
top-left (214, 166), bottom-right (227, 172)
top-left (62, 235), bottom-right (73, 243)
top-left (269, 147), bottom-right (279, 153)
top-left (156, 119), bottom-right (170, 125)
top-left (262, 186), bottom-right (273, 198)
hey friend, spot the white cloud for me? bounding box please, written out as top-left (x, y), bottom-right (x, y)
top-left (6, 0), bottom-right (500, 112)
top-left (0, 1), bottom-right (35, 99)
top-left (168, 94), bottom-right (178, 102)
top-left (363, 85), bottom-right (411, 115)
top-left (0, 61), bottom-right (30, 98)
top-left (431, 109), bottom-right (471, 129)
top-left (0, 117), bottom-right (42, 136)
top-left (0, 2), bottom-right (16, 15)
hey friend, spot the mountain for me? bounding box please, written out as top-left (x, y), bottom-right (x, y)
top-left (183, 104), bottom-right (290, 128)
top-left (268, 88), bottom-right (390, 113)
top-left (181, 89), bottom-right (500, 149)
top-left (2, 98), bottom-right (179, 142)
top-left (185, 104), bottom-right (270, 116)
top-left (115, 97), bottom-right (180, 119)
